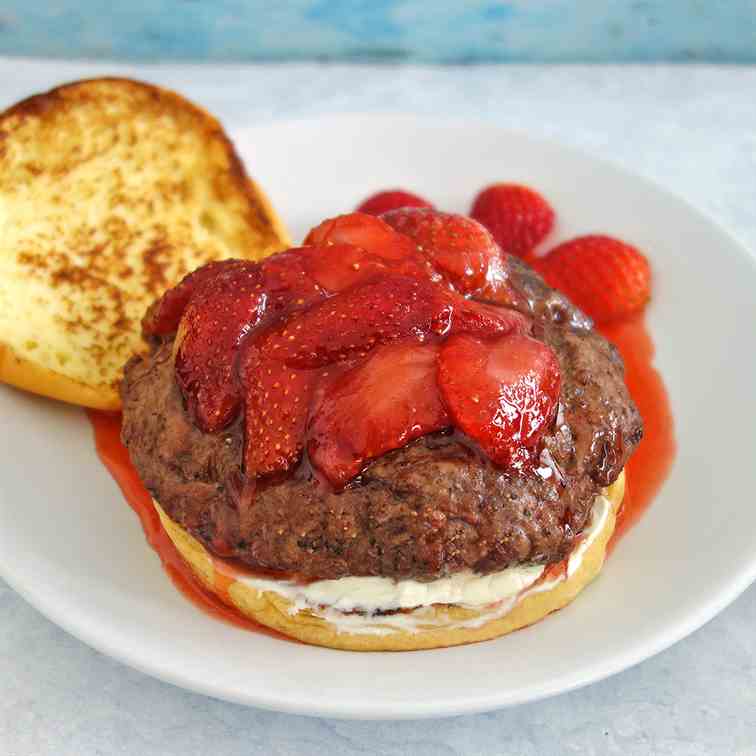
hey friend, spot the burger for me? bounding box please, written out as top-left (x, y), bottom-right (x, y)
top-left (121, 209), bottom-right (641, 651)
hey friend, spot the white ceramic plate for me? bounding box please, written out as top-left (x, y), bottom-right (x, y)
top-left (2, 116), bottom-right (755, 720)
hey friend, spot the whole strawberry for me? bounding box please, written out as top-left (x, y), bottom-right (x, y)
top-left (470, 183), bottom-right (554, 260)
top-left (356, 189), bottom-right (433, 215)
top-left (534, 234), bottom-right (651, 324)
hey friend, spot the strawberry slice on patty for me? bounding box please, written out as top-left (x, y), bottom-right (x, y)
top-left (174, 264), bottom-right (268, 432)
top-left (308, 342), bottom-right (449, 486)
top-left (381, 208), bottom-right (499, 294)
top-left (438, 333), bottom-right (561, 467)
top-left (305, 212), bottom-right (420, 263)
top-left (239, 273), bottom-right (530, 478)
top-left (174, 252), bottom-right (325, 432)
top-left (381, 207), bottom-right (522, 306)
top-left (143, 259), bottom-right (252, 337)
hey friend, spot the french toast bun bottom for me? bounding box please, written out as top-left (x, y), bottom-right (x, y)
top-left (155, 471), bottom-right (625, 651)
top-left (0, 77), bottom-right (290, 410)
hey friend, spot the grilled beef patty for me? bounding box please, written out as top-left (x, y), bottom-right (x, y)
top-left (121, 257), bottom-right (642, 580)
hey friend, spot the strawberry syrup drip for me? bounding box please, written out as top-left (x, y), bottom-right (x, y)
top-left (87, 409), bottom-right (291, 639)
top-left (600, 315), bottom-right (676, 549)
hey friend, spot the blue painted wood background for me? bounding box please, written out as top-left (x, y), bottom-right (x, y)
top-left (0, 1), bottom-right (754, 62)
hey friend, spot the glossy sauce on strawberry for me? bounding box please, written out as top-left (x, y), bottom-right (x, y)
top-left (307, 341), bottom-right (449, 486)
top-left (304, 212), bottom-right (420, 262)
top-left (438, 333), bottom-right (561, 468)
top-left (382, 208), bottom-right (501, 295)
top-left (174, 262), bottom-right (266, 431)
top-left (142, 259), bottom-right (246, 337)
top-left (237, 271), bottom-right (533, 481)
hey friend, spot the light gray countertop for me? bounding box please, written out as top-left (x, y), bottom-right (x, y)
top-left (2, 61), bottom-right (756, 756)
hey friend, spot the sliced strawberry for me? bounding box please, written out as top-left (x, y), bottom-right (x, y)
top-left (257, 247), bottom-right (325, 313)
top-left (308, 342), bottom-right (448, 486)
top-left (303, 211), bottom-right (524, 301)
top-left (142, 259), bottom-right (249, 336)
top-left (356, 189), bottom-right (433, 216)
top-left (238, 273), bottom-right (529, 478)
top-left (470, 183), bottom-right (555, 260)
top-left (304, 212), bottom-right (419, 263)
top-left (175, 252), bottom-right (325, 432)
top-left (260, 274), bottom-right (526, 371)
top-left (174, 264), bottom-right (267, 432)
top-left (295, 242), bottom-right (431, 293)
top-left (438, 333), bottom-right (561, 466)
top-left (238, 341), bottom-right (317, 477)
top-left (381, 207), bottom-right (509, 298)
top-left (260, 274), bottom-right (451, 370)
top-left (170, 245), bottom-right (431, 435)
top-left (477, 254), bottom-right (527, 309)
top-left (454, 297), bottom-right (532, 337)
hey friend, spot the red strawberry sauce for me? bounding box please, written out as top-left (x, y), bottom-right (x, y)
top-left (600, 315), bottom-right (676, 551)
top-left (87, 409), bottom-right (290, 638)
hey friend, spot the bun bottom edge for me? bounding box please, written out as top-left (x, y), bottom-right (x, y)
top-left (0, 341), bottom-right (120, 410)
top-left (155, 471), bottom-right (625, 651)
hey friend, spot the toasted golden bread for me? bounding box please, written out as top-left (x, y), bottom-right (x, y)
top-left (0, 77), bottom-right (290, 409)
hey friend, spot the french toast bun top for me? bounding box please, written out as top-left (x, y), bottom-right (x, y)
top-left (0, 77), bottom-right (289, 408)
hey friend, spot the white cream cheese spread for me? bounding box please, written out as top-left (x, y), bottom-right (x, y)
top-left (219, 493), bottom-right (612, 635)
